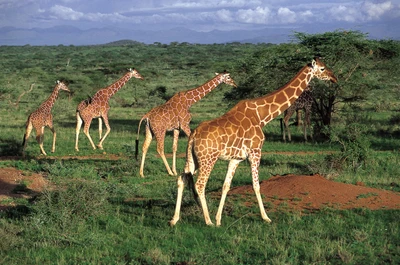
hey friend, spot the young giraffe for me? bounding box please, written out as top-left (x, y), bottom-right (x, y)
top-left (282, 89), bottom-right (314, 142)
top-left (135, 72), bottom-right (237, 178)
top-left (170, 58), bottom-right (337, 226)
top-left (22, 81), bottom-right (70, 156)
top-left (75, 68), bottom-right (143, 151)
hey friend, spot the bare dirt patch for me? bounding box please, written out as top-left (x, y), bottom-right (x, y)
top-left (1, 166), bottom-right (399, 213)
top-left (0, 167), bottom-right (48, 210)
top-left (229, 174), bottom-right (400, 211)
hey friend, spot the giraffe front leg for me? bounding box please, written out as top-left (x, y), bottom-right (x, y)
top-left (249, 151), bottom-right (272, 223)
top-left (215, 159), bottom-right (240, 226)
top-left (171, 129), bottom-right (180, 176)
top-left (98, 117), bottom-right (103, 140)
top-left (169, 174), bottom-right (185, 226)
top-left (50, 127), bottom-right (56, 153)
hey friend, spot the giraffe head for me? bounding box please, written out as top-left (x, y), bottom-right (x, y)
top-left (55, 80), bottom-right (71, 93)
top-left (215, 71), bottom-right (237, 87)
top-left (128, 68), bottom-right (144, 80)
top-left (309, 57), bottom-right (338, 83)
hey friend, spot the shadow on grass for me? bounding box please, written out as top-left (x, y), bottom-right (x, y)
top-left (0, 138), bottom-right (24, 157)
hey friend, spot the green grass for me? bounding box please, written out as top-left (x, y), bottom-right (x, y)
top-left (1, 42), bottom-right (400, 264)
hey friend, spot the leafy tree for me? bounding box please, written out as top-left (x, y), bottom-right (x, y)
top-left (226, 30), bottom-right (399, 139)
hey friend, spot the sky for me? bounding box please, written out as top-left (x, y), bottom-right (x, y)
top-left (0, 0), bottom-right (399, 44)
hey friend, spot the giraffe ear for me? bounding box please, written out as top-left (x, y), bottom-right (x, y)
top-left (311, 59), bottom-right (317, 68)
top-left (215, 72), bottom-right (219, 76)
top-left (56, 80), bottom-right (60, 84)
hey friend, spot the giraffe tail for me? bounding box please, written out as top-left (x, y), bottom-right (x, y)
top-left (182, 172), bottom-right (199, 206)
top-left (135, 117), bottom-right (146, 160)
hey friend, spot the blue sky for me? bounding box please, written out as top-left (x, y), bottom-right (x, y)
top-left (0, 0), bottom-right (399, 44)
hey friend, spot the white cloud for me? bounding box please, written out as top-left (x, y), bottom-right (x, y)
top-left (361, 0), bottom-right (393, 21)
top-left (329, 5), bottom-right (361, 23)
top-left (215, 9), bottom-right (234, 22)
top-left (277, 7), bottom-right (296, 23)
top-left (49, 5), bottom-right (84, 21)
top-left (237, 7), bottom-right (272, 24)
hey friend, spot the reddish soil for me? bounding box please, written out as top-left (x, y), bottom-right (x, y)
top-left (1, 166), bottom-right (399, 212)
top-left (229, 174), bottom-right (400, 212)
top-left (0, 167), bottom-right (49, 210)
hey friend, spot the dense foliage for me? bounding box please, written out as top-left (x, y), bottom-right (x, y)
top-left (0, 32), bottom-right (399, 264)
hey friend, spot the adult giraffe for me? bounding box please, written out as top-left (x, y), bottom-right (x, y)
top-left (281, 89), bottom-right (314, 142)
top-left (136, 72), bottom-right (237, 178)
top-left (75, 68), bottom-right (143, 151)
top-left (170, 58), bottom-right (337, 226)
top-left (22, 81), bottom-right (70, 156)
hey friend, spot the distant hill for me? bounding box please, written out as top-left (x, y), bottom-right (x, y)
top-left (102, 39), bottom-right (144, 46)
top-left (0, 24), bottom-right (398, 46)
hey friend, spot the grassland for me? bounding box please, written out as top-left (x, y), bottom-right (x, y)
top-left (0, 38), bottom-right (400, 264)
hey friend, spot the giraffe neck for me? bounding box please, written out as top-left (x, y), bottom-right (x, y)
top-left (183, 75), bottom-right (223, 107)
top-left (249, 65), bottom-right (313, 127)
top-left (40, 87), bottom-right (60, 112)
top-left (103, 72), bottom-right (133, 100)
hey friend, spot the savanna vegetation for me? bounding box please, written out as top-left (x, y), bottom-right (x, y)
top-left (0, 30), bottom-right (399, 264)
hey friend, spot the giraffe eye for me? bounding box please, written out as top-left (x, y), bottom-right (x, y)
top-left (320, 68), bottom-right (325, 71)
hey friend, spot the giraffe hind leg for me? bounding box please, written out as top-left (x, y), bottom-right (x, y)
top-left (36, 126), bottom-right (47, 156)
top-left (22, 120), bottom-right (33, 155)
top-left (75, 112), bottom-right (83, 151)
top-left (139, 125), bottom-right (153, 178)
top-left (97, 116), bottom-right (110, 150)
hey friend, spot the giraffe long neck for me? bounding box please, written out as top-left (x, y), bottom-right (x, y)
top-left (40, 87), bottom-right (60, 112)
top-left (103, 72), bottom-right (133, 100)
top-left (184, 76), bottom-right (222, 107)
top-left (247, 65), bottom-right (313, 127)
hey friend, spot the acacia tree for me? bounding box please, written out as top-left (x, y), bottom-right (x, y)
top-left (225, 30), bottom-right (397, 139)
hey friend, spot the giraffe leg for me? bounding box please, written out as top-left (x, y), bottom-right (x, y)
top-left (283, 116), bottom-right (291, 142)
top-left (248, 150), bottom-right (271, 223)
top-left (98, 117), bottom-right (103, 140)
top-left (75, 112), bottom-right (83, 151)
top-left (139, 125), bottom-right (153, 178)
top-left (155, 132), bottom-right (174, 176)
top-left (22, 120), bottom-right (33, 155)
top-left (50, 126), bottom-right (56, 153)
top-left (171, 129), bottom-right (180, 176)
top-left (169, 174), bottom-right (185, 226)
top-left (83, 118), bottom-right (97, 150)
top-left (36, 126), bottom-right (47, 156)
top-left (304, 110), bottom-right (312, 141)
top-left (196, 159), bottom-right (217, 226)
top-left (215, 159), bottom-right (241, 226)
top-left (98, 116), bottom-right (110, 150)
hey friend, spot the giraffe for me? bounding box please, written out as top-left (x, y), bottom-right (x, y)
top-left (170, 58), bottom-right (337, 226)
top-left (282, 89), bottom-right (314, 142)
top-left (75, 68), bottom-right (144, 151)
top-left (135, 72), bottom-right (237, 178)
top-left (22, 81), bottom-right (70, 156)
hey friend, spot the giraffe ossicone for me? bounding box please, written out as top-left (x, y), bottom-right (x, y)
top-left (135, 72), bottom-right (237, 178)
top-left (170, 58), bottom-right (337, 226)
top-left (75, 68), bottom-right (144, 151)
top-left (22, 81), bottom-right (71, 156)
